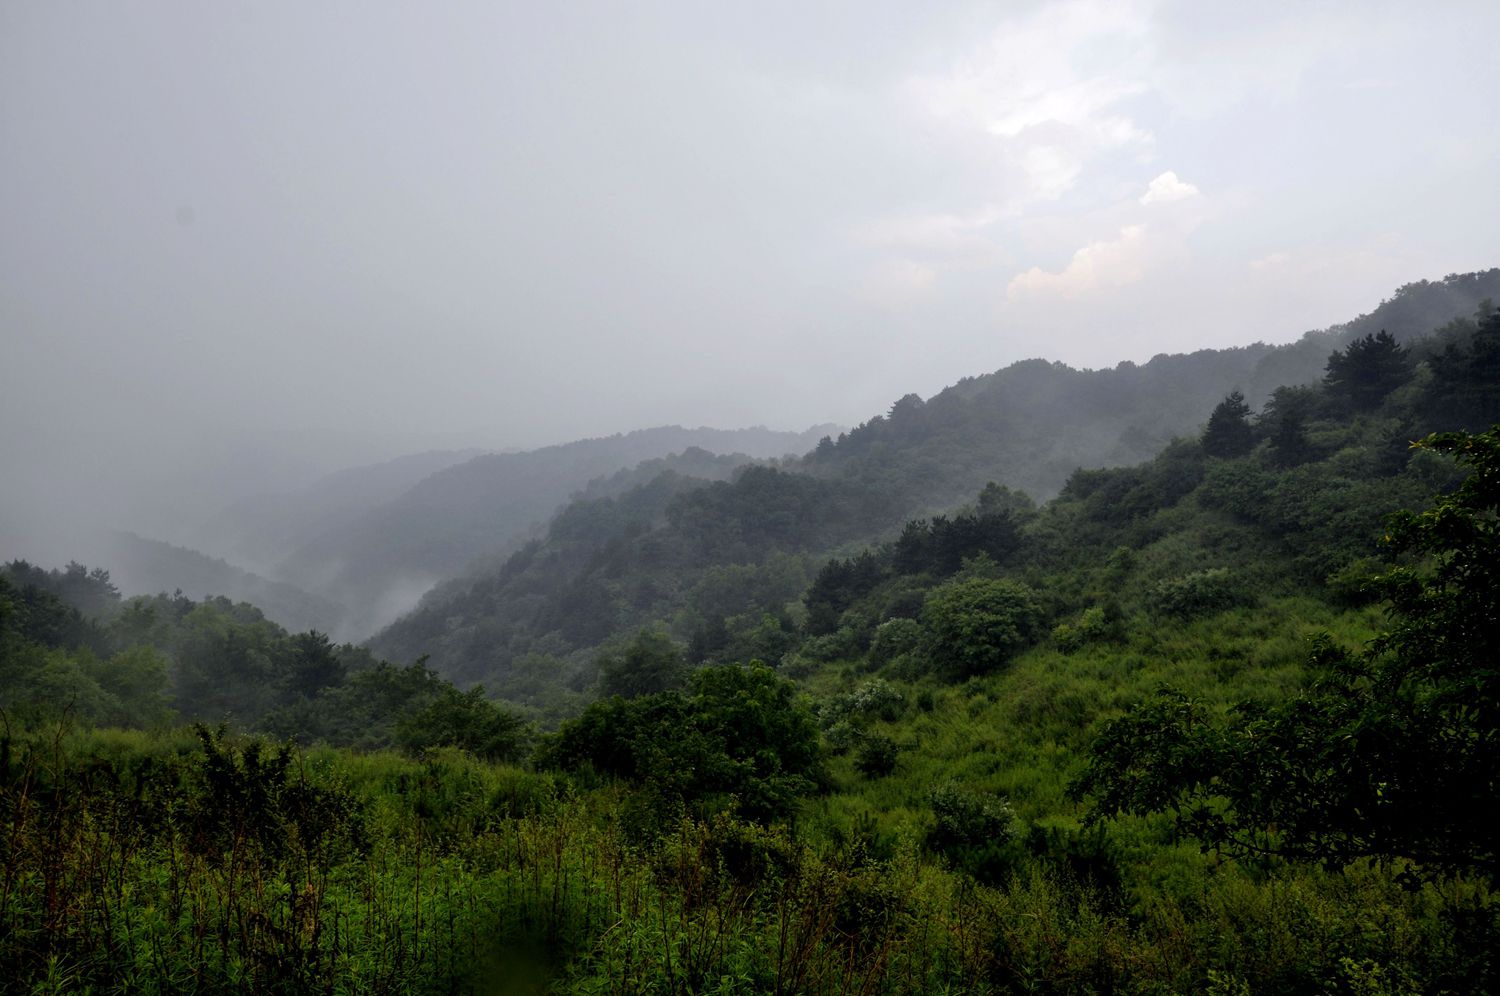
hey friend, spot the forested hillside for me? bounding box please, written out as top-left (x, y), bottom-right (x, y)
top-left (794, 269), bottom-right (1500, 507)
top-left (11, 1), bottom-right (1499, 988)
top-left (266, 424), bottom-right (836, 636)
top-left (84, 530), bottom-right (348, 635)
top-left (373, 274), bottom-right (1500, 698)
top-left (3, 292), bottom-right (1498, 993)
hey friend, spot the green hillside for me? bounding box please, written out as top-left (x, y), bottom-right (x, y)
top-left (270, 424), bottom-right (838, 637)
top-left (372, 274), bottom-right (1500, 702)
top-left (2, 281), bottom-right (1497, 993)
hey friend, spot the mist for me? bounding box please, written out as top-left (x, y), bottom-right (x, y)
top-left (4, 1), bottom-right (1500, 584)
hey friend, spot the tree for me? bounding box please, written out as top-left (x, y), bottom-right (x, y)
top-left (540, 664), bottom-right (821, 823)
top-left (1426, 307), bottom-right (1500, 430)
top-left (597, 627), bottom-right (687, 698)
top-left (394, 684), bottom-right (528, 762)
top-left (1076, 426), bottom-right (1500, 880)
top-left (805, 551), bottom-right (886, 635)
top-left (1261, 385), bottom-right (1319, 467)
top-left (923, 577), bottom-right (1041, 678)
top-left (1323, 330), bottom-right (1412, 412)
top-left (1200, 390), bottom-right (1255, 458)
top-left (278, 630), bottom-right (346, 702)
top-left (977, 482), bottom-right (1036, 518)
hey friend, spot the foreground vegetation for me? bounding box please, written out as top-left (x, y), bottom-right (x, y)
top-left (2, 719), bottom-right (1491, 994)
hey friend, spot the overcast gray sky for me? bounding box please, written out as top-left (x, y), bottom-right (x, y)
top-left (3, 0), bottom-right (1499, 551)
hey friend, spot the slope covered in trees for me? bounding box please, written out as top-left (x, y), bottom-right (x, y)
top-left (86, 530), bottom-right (348, 635)
top-left (373, 273), bottom-right (1500, 700)
top-left (268, 423), bottom-right (836, 636)
top-left (0, 561), bottom-right (526, 760)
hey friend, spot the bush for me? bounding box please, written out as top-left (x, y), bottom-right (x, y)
top-left (1145, 568), bottom-right (1243, 620)
top-left (845, 678), bottom-right (905, 721)
top-left (923, 577), bottom-right (1042, 678)
top-left (1324, 557), bottom-right (1387, 607)
top-left (799, 627), bottom-right (859, 663)
top-left (394, 685), bottom-right (529, 762)
top-left (926, 780), bottom-right (1015, 884)
top-left (868, 617), bottom-right (922, 667)
top-left (854, 734), bottom-right (899, 778)
top-left (928, 780), bottom-right (1014, 852)
top-left (1051, 605), bottom-right (1114, 653)
top-left (823, 719), bottom-right (858, 755)
top-left (540, 664), bottom-right (822, 824)
top-left (822, 679), bottom-right (906, 731)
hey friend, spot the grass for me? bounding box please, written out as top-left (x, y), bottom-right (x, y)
top-left (0, 593), bottom-right (1484, 993)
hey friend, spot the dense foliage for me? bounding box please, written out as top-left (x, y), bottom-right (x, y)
top-left (1078, 426), bottom-right (1500, 881)
top-left (540, 663), bottom-right (822, 825)
top-left (0, 567), bottom-right (526, 761)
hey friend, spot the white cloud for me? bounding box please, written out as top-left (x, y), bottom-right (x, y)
top-left (900, 0), bottom-right (1156, 212)
top-left (1020, 145), bottom-right (1086, 205)
top-left (1139, 170), bottom-right (1198, 205)
top-left (1006, 224), bottom-right (1151, 300)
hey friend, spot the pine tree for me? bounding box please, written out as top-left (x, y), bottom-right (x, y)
top-left (1201, 390), bottom-right (1254, 458)
top-left (1324, 330), bottom-right (1412, 412)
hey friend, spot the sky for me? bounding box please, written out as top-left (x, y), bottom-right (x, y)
top-left (3, 0), bottom-right (1499, 551)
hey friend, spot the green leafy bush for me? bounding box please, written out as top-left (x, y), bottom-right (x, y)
top-left (1145, 567), bottom-right (1243, 619)
top-left (843, 678), bottom-right (905, 721)
top-left (540, 664), bottom-right (822, 824)
top-left (394, 684), bottom-right (529, 762)
top-left (868, 617), bottom-right (921, 667)
top-left (1051, 605), bottom-right (1115, 652)
top-left (927, 780), bottom-right (1014, 853)
top-left (923, 577), bottom-right (1042, 678)
top-left (854, 734), bottom-right (899, 778)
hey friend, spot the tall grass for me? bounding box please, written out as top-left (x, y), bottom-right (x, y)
top-left (0, 589), bottom-right (1477, 993)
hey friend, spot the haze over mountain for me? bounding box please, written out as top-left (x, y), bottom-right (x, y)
top-left (263, 423), bottom-right (838, 637)
top-left (5, 2), bottom-right (1499, 571)
top-left (184, 448), bottom-right (489, 576)
top-left (6, 274), bottom-right (1498, 996)
top-left (86, 531), bottom-right (346, 636)
top-left (370, 272), bottom-right (1500, 685)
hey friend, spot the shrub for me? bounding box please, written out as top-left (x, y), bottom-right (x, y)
top-left (923, 577), bottom-right (1042, 678)
top-left (799, 627), bottom-right (859, 663)
top-left (845, 678), bottom-right (905, 721)
top-left (1324, 557), bottom-right (1387, 607)
top-left (854, 734), bottom-right (899, 778)
top-left (928, 780), bottom-right (1014, 852)
top-left (868, 617), bottom-right (922, 667)
top-left (540, 664), bottom-right (822, 824)
top-left (1145, 567), bottom-right (1243, 620)
top-left (394, 685), bottom-right (529, 762)
top-left (824, 720), bottom-right (858, 755)
top-left (1051, 605), bottom-right (1114, 653)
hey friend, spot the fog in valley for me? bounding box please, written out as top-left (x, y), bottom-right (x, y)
top-left (4, 1), bottom-right (1499, 636)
